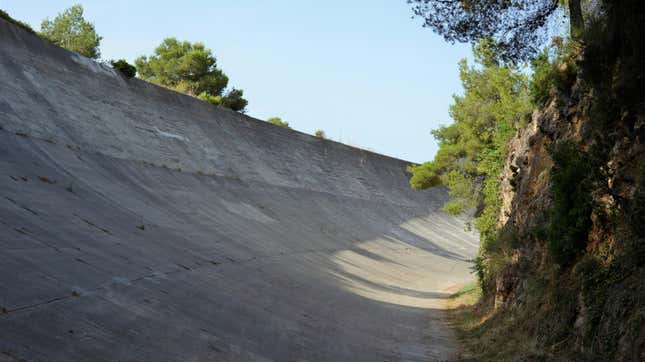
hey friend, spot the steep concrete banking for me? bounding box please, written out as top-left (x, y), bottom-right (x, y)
top-left (0, 18), bottom-right (478, 361)
top-left (1, 18), bottom-right (423, 207)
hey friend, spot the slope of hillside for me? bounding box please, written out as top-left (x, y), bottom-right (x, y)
top-left (446, 2), bottom-right (644, 358)
top-left (0, 18), bottom-right (478, 361)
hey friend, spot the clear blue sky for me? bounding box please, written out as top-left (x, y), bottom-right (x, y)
top-left (2, 0), bottom-right (472, 163)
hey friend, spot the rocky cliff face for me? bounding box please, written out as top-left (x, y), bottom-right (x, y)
top-left (491, 53), bottom-right (644, 359)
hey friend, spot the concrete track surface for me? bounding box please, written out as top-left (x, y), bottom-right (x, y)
top-left (0, 19), bottom-right (478, 361)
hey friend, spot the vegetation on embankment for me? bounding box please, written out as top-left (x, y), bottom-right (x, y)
top-left (407, 38), bottom-right (532, 291)
top-left (446, 283), bottom-right (546, 361)
top-left (39, 4), bottom-right (102, 59)
top-left (135, 38), bottom-right (248, 112)
top-left (1, 5), bottom-right (250, 113)
top-left (0, 9), bottom-right (35, 34)
top-left (3, 7), bottom-right (345, 134)
top-left (1, 7), bottom-right (343, 138)
top-left (411, 0), bottom-right (644, 359)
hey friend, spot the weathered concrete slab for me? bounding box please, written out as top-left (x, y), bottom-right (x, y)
top-left (0, 18), bottom-right (477, 361)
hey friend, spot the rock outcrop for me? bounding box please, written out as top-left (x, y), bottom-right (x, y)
top-left (491, 47), bottom-right (644, 359)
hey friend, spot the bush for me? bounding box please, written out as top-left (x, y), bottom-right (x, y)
top-left (315, 130), bottom-right (326, 139)
top-left (546, 140), bottom-right (594, 265)
top-left (267, 117), bottom-right (290, 129)
top-left (530, 38), bottom-right (579, 106)
top-left (0, 9), bottom-right (36, 34)
top-left (110, 59), bottom-right (136, 78)
top-left (529, 51), bottom-right (555, 105)
top-left (197, 92), bottom-right (222, 106)
top-left (220, 88), bottom-right (248, 112)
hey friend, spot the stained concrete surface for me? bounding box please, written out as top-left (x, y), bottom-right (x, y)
top-left (0, 18), bottom-right (478, 361)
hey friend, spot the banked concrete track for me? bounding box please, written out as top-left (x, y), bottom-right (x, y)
top-left (0, 18), bottom-right (478, 361)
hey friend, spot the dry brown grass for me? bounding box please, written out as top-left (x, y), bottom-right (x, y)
top-left (446, 282), bottom-right (546, 361)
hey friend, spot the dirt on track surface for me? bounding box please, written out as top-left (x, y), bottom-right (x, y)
top-left (0, 18), bottom-right (478, 361)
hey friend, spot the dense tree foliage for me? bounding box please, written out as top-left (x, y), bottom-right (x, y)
top-left (530, 38), bottom-right (579, 106)
top-left (40, 4), bottom-right (101, 59)
top-left (408, 0), bottom-right (582, 62)
top-left (110, 59), bottom-right (136, 78)
top-left (267, 117), bottom-right (290, 129)
top-left (136, 38), bottom-right (247, 112)
top-left (220, 88), bottom-right (248, 112)
top-left (408, 39), bottom-right (531, 256)
top-left (545, 140), bottom-right (594, 265)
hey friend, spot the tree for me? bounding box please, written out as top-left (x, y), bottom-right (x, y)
top-left (408, 39), bottom-right (531, 247)
top-left (40, 4), bottom-right (101, 59)
top-left (315, 130), bottom-right (326, 139)
top-left (220, 88), bottom-right (248, 112)
top-left (267, 117), bottom-right (290, 128)
top-left (135, 38), bottom-right (247, 112)
top-left (408, 0), bottom-right (583, 62)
